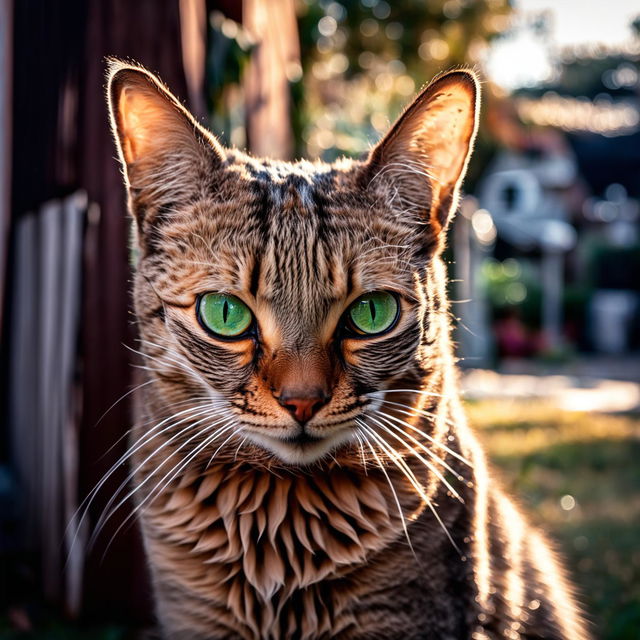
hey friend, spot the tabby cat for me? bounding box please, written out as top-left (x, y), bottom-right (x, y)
top-left (105, 59), bottom-right (590, 639)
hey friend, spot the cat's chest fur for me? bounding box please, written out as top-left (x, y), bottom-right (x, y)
top-left (141, 462), bottom-right (444, 639)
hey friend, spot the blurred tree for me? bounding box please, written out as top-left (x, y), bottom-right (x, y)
top-left (294, 0), bottom-right (513, 166)
top-left (203, 0), bottom-right (513, 171)
top-left (244, 0), bottom-right (301, 159)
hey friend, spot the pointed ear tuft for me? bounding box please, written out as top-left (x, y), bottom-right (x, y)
top-left (366, 69), bottom-right (480, 237)
top-left (106, 59), bottom-right (223, 198)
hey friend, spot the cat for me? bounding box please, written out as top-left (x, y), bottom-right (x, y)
top-left (105, 58), bottom-right (590, 639)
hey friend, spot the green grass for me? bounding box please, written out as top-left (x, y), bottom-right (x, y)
top-left (467, 400), bottom-right (640, 640)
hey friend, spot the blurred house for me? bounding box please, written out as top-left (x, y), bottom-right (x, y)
top-left (455, 47), bottom-right (640, 363)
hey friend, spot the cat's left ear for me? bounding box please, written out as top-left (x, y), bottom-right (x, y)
top-left (364, 69), bottom-right (479, 237)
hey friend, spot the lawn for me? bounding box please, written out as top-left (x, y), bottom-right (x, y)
top-left (467, 400), bottom-right (640, 640)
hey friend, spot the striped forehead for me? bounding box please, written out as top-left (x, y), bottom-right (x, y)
top-left (156, 159), bottom-right (423, 340)
top-left (252, 172), bottom-right (346, 333)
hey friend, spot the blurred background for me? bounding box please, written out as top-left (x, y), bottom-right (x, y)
top-left (0, 0), bottom-right (639, 637)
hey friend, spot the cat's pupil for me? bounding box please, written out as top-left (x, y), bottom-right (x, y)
top-left (369, 299), bottom-right (376, 322)
top-left (222, 300), bottom-right (229, 324)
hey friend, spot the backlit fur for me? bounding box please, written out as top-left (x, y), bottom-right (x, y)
top-left (105, 59), bottom-right (590, 639)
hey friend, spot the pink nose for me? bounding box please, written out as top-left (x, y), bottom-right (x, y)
top-left (278, 390), bottom-right (328, 424)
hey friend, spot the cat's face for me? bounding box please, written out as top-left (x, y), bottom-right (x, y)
top-left (108, 62), bottom-right (478, 465)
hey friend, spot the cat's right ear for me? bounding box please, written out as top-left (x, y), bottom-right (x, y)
top-left (363, 69), bottom-right (479, 244)
top-left (107, 59), bottom-right (224, 215)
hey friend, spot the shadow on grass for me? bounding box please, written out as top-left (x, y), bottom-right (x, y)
top-left (489, 434), bottom-right (640, 640)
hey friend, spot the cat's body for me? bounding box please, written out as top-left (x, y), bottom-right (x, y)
top-left (107, 61), bottom-right (590, 639)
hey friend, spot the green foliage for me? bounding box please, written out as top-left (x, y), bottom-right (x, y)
top-left (298, 0), bottom-right (511, 82)
top-left (295, 0), bottom-right (512, 161)
top-left (201, 1), bottom-right (513, 169)
top-left (206, 12), bottom-right (254, 147)
top-left (481, 257), bottom-right (543, 326)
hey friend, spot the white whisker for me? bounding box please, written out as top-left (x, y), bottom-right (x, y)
top-left (93, 378), bottom-right (155, 428)
top-left (367, 412), bottom-right (464, 502)
top-left (359, 420), bottom-right (461, 555)
top-left (100, 421), bottom-right (235, 560)
top-left (234, 435), bottom-right (248, 461)
top-left (127, 340), bottom-right (206, 388)
top-left (372, 402), bottom-right (472, 466)
top-left (90, 410), bottom-right (228, 548)
top-left (98, 395), bottom-right (215, 461)
top-left (353, 431), bottom-right (368, 472)
top-left (205, 426), bottom-right (242, 469)
top-left (371, 408), bottom-right (468, 479)
top-left (67, 402), bottom-right (224, 560)
top-left (368, 388), bottom-right (451, 400)
top-left (355, 420), bottom-right (415, 557)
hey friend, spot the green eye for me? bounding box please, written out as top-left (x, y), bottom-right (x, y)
top-left (347, 291), bottom-right (399, 336)
top-left (198, 293), bottom-right (253, 338)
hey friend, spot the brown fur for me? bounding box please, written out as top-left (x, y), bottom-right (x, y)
top-left (106, 59), bottom-right (591, 639)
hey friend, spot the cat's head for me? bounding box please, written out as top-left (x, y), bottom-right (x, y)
top-left (108, 60), bottom-right (479, 465)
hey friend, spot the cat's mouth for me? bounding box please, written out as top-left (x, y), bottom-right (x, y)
top-left (284, 430), bottom-right (324, 446)
top-left (243, 423), bottom-right (355, 465)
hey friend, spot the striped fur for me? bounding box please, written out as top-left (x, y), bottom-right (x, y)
top-left (106, 60), bottom-right (590, 639)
